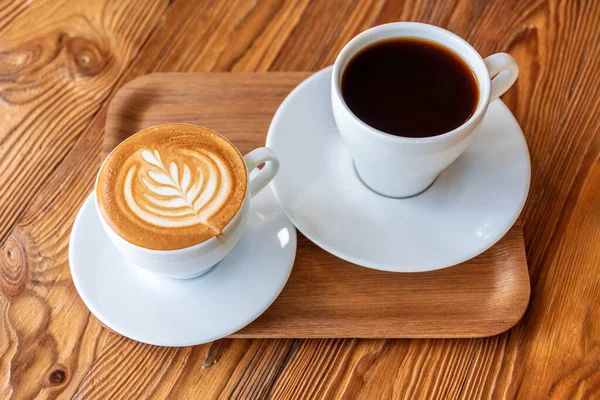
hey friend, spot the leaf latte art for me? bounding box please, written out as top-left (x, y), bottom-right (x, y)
top-left (125, 148), bottom-right (231, 229)
top-left (96, 125), bottom-right (247, 250)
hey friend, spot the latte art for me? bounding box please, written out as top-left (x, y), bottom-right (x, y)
top-left (96, 125), bottom-right (247, 250)
top-left (126, 148), bottom-right (231, 231)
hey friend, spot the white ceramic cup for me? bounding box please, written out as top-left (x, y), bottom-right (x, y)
top-left (331, 22), bottom-right (519, 198)
top-left (95, 127), bottom-right (280, 279)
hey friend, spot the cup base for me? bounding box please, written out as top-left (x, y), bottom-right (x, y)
top-left (133, 263), bottom-right (216, 280)
top-left (353, 161), bottom-right (438, 199)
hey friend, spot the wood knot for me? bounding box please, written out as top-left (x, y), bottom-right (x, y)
top-left (49, 369), bottom-right (66, 385)
top-left (66, 36), bottom-right (108, 77)
top-left (0, 44), bottom-right (42, 79)
top-left (0, 231), bottom-right (29, 298)
top-left (0, 48), bottom-right (36, 68)
top-left (202, 339), bottom-right (231, 369)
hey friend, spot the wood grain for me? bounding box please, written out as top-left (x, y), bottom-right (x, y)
top-left (0, 0), bottom-right (599, 398)
top-left (105, 72), bottom-right (530, 339)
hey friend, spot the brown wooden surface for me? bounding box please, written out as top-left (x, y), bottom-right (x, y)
top-left (105, 72), bottom-right (530, 339)
top-left (0, 0), bottom-right (599, 398)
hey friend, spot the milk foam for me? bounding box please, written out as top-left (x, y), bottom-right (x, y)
top-left (96, 124), bottom-right (247, 250)
top-left (123, 148), bottom-right (231, 230)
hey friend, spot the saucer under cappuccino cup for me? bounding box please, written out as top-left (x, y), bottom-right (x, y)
top-left (95, 124), bottom-right (280, 279)
top-left (331, 22), bottom-right (519, 198)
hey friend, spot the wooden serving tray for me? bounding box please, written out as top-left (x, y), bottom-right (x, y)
top-left (105, 73), bottom-right (530, 338)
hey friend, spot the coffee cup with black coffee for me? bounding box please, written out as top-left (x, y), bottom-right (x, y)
top-left (331, 22), bottom-right (519, 197)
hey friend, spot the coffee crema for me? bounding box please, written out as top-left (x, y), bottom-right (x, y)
top-left (96, 124), bottom-right (247, 250)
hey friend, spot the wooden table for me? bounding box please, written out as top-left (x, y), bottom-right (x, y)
top-left (1, 0), bottom-right (598, 398)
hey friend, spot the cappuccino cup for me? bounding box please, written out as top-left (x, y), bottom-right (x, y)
top-left (95, 124), bottom-right (279, 279)
top-left (331, 22), bottom-right (519, 197)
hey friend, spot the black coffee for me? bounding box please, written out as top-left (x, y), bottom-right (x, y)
top-left (341, 38), bottom-right (479, 138)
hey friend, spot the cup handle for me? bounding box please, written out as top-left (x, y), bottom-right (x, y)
top-left (243, 147), bottom-right (280, 198)
top-left (484, 53), bottom-right (519, 102)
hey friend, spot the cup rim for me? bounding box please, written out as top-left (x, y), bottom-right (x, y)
top-left (94, 123), bottom-right (249, 255)
top-left (331, 22), bottom-right (492, 144)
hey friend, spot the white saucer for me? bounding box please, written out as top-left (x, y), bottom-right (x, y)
top-left (266, 67), bottom-right (530, 272)
top-left (69, 189), bottom-right (296, 346)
